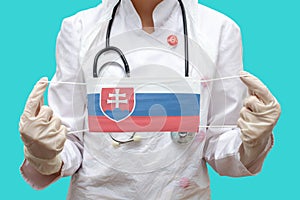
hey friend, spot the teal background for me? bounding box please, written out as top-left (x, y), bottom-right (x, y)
top-left (0, 0), bottom-right (298, 199)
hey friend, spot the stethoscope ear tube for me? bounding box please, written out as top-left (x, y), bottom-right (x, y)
top-left (177, 0), bottom-right (189, 77)
top-left (106, 0), bottom-right (121, 47)
top-left (93, 46), bottom-right (130, 78)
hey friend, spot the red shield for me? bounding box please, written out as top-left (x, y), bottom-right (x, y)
top-left (100, 88), bottom-right (135, 122)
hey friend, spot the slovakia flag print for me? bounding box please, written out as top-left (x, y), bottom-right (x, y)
top-left (87, 77), bottom-right (200, 132)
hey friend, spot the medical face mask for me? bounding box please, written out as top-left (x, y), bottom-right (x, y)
top-left (86, 75), bottom-right (201, 133)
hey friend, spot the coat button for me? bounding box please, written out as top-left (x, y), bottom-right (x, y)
top-left (196, 130), bottom-right (205, 143)
top-left (179, 177), bottom-right (190, 188)
top-left (201, 77), bottom-right (209, 88)
top-left (167, 35), bottom-right (178, 46)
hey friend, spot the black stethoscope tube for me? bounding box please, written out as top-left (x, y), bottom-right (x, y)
top-left (93, 46), bottom-right (130, 77)
top-left (106, 0), bottom-right (121, 48)
top-left (177, 0), bottom-right (189, 77)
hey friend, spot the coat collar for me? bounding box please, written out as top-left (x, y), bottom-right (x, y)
top-left (102, 0), bottom-right (198, 7)
top-left (101, 0), bottom-right (199, 29)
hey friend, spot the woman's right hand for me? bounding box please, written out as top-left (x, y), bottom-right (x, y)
top-left (19, 78), bottom-right (67, 175)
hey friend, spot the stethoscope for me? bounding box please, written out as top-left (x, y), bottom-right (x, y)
top-left (93, 0), bottom-right (195, 146)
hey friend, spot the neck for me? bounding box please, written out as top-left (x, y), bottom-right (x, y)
top-left (131, 0), bottom-right (163, 33)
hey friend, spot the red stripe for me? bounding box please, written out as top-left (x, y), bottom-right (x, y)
top-left (88, 116), bottom-right (200, 132)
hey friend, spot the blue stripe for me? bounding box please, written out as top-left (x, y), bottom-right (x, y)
top-left (87, 93), bottom-right (200, 116)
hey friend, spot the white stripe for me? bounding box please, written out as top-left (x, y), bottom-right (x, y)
top-left (86, 77), bottom-right (201, 94)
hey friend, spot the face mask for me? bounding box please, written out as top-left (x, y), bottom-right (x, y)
top-left (86, 76), bottom-right (200, 133)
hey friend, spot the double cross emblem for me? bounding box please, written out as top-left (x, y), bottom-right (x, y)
top-left (107, 89), bottom-right (128, 108)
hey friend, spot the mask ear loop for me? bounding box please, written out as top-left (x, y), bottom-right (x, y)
top-left (40, 74), bottom-right (248, 85)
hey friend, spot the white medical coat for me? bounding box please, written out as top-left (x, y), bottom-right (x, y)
top-left (21, 0), bottom-right (273, 199)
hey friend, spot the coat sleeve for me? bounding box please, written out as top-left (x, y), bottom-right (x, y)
top-left (20, 14), bottom-right (86, 189)
top-left (203, 20), bottom-right (273, 176)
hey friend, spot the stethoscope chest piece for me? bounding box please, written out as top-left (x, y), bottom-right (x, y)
top-left (171, 132), bottom-right (195, 145)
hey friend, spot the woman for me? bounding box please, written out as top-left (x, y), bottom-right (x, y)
top-left (19, 0), bottom-right (280, 199)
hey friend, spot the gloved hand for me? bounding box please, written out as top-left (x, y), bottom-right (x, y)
top-left (19, 78), bottom-right (67, 175)
top-left (238, 71), bottom-right (281, 167)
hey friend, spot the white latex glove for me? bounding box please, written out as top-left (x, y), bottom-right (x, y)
top-left (238, 71), bottom-right (281, 167)
top-left (19, 78), bottom-right (66, 175)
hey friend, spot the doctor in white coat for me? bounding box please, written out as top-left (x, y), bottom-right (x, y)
top-left (19, 0), bottom-right (281, 199)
